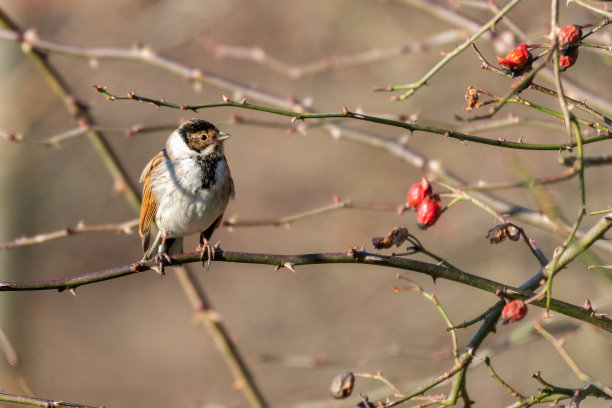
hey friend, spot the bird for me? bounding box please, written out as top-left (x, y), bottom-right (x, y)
top-left (138, 119), bottom-right (235, 273)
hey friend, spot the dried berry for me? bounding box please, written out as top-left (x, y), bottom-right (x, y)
top-left (407, 178), bottom-right (432, 208)
top-left (559, 47), bottom-right (579, 71)
top-left (330, 371), bottom-right (355, 399)
top-left (416, 195), bottom-right (441, 229)
top-left (501, 300), bottom-right (528, 324)
top-left (372, 227), bottom-right (410, 249)
top-left (487, 224), bottom-right (520, 244)
top-left (497, 44), bottom-right (531, 73)
top-left (557, 25), bottom-right (582, 54)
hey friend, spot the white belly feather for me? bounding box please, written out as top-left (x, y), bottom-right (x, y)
top-left (151, 156), bottom-right (232, 237)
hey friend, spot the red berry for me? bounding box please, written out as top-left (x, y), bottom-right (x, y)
top-left (416, 195), bottom-right (441, 229)
top-left (557, 25), bottom-right (582, 53)
top-left (496, 44), bottom-right (531, 72)
top-left (559, 47), bottom-right (579, 71)
top-left (501, 300), bottom-right (528, 324)
top-left (407, 178), bottom-right (432, 208)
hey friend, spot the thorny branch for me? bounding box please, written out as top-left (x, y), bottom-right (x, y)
top-left (0, 249), bottom-right (610, 333)
top-left (95, 87), bottom-right (612, 151)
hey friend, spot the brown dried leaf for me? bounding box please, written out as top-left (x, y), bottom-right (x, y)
top-left (463, 87), bottom-right (480, 112)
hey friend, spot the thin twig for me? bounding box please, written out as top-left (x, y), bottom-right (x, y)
top-left (204, 30), bottom-right (465, 78)
top-left (0, 325), bottom-right (20, 367)
top-left (394, 277), bottom-right (459, 363)
top-left (458, 167), bottom-right (578, 191)
top-left (549, 0), bottom-right (573, 146)
top-left (0, 392), bottom-right (103, 408)
top-left (541, 120), bottom-right (588, 314)
top-left (224, 199), bottom-right (404, 228)
top-left (0, 220), bottom-right (137, 251)
top-left (568, 0), bottom-right (612, 19)
top-left (534, 323), bottom-right (612, 397)
top-left (484, 357), bottom-right (526, 401)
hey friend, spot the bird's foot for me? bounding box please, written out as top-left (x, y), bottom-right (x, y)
top-left (152, 244), bottom-right (171, 275)
top-left (198, 240), bottom-right (219, 270)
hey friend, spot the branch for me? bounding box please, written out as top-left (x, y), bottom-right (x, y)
top-left (0, 249), bottom-right (609, 332)
top-left (372, 0), bottom-right (524, 99)
top-left (0, 220), bottom-right (137, 251)
top-left (204, 29), bottom-right (465, 78)
top-left (95, 87), bottom-right (612, 151)
top-left (224, 198), bottom-right (405, 228)
top-left (0, 392), bottom-right (103, 408)
top-left (0, 124), bottom-right (177, 147)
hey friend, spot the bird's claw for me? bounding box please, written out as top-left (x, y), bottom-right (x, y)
top-left (153, 244), bottom-right (171, 275)
top-left (200, 243), bottom-right (214, 269)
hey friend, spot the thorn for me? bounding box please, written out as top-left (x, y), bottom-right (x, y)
top-left (283, 262), bottom-right (297, 273)
top-left (239, 98), bottom-right (248, 104)
top-left (68, 288), bottom-right (77, 297)
top-left (222, 94), bottom-right (231, 103)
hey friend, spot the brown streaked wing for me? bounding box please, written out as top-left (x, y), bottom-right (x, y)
top-left (139, 152), bottom-right (164, 246)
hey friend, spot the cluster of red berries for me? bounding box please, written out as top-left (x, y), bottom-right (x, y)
top-left (406, 178), bottom-right (441, 229)
top-left (496, 24), bottom-right (582, 74)
top-left (557, 24), bottom-right (582, 70)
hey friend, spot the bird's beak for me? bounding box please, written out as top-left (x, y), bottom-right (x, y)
top-left (217, 132), bottom-right (231, 142)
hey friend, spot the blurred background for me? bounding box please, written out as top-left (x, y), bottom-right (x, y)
top-left (0, 0), bottom-right (610, 407)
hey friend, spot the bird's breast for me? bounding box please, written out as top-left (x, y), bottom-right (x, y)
top-left (150, 156), bottom-right (233, 237)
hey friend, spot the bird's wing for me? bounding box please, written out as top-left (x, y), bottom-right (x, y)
top-left (224, 157), bottom-right (236, 199)
top-left (139, 151), bottom-right (165, 251)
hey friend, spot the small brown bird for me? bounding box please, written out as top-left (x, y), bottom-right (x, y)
top-left (139, 119), bottom-right (234, 272)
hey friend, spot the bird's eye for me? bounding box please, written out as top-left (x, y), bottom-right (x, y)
top-left (200, 134), bottom-right (208, 141)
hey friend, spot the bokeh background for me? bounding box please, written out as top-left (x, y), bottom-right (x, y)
top-left (0, 1), bottom-right (610, 407)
